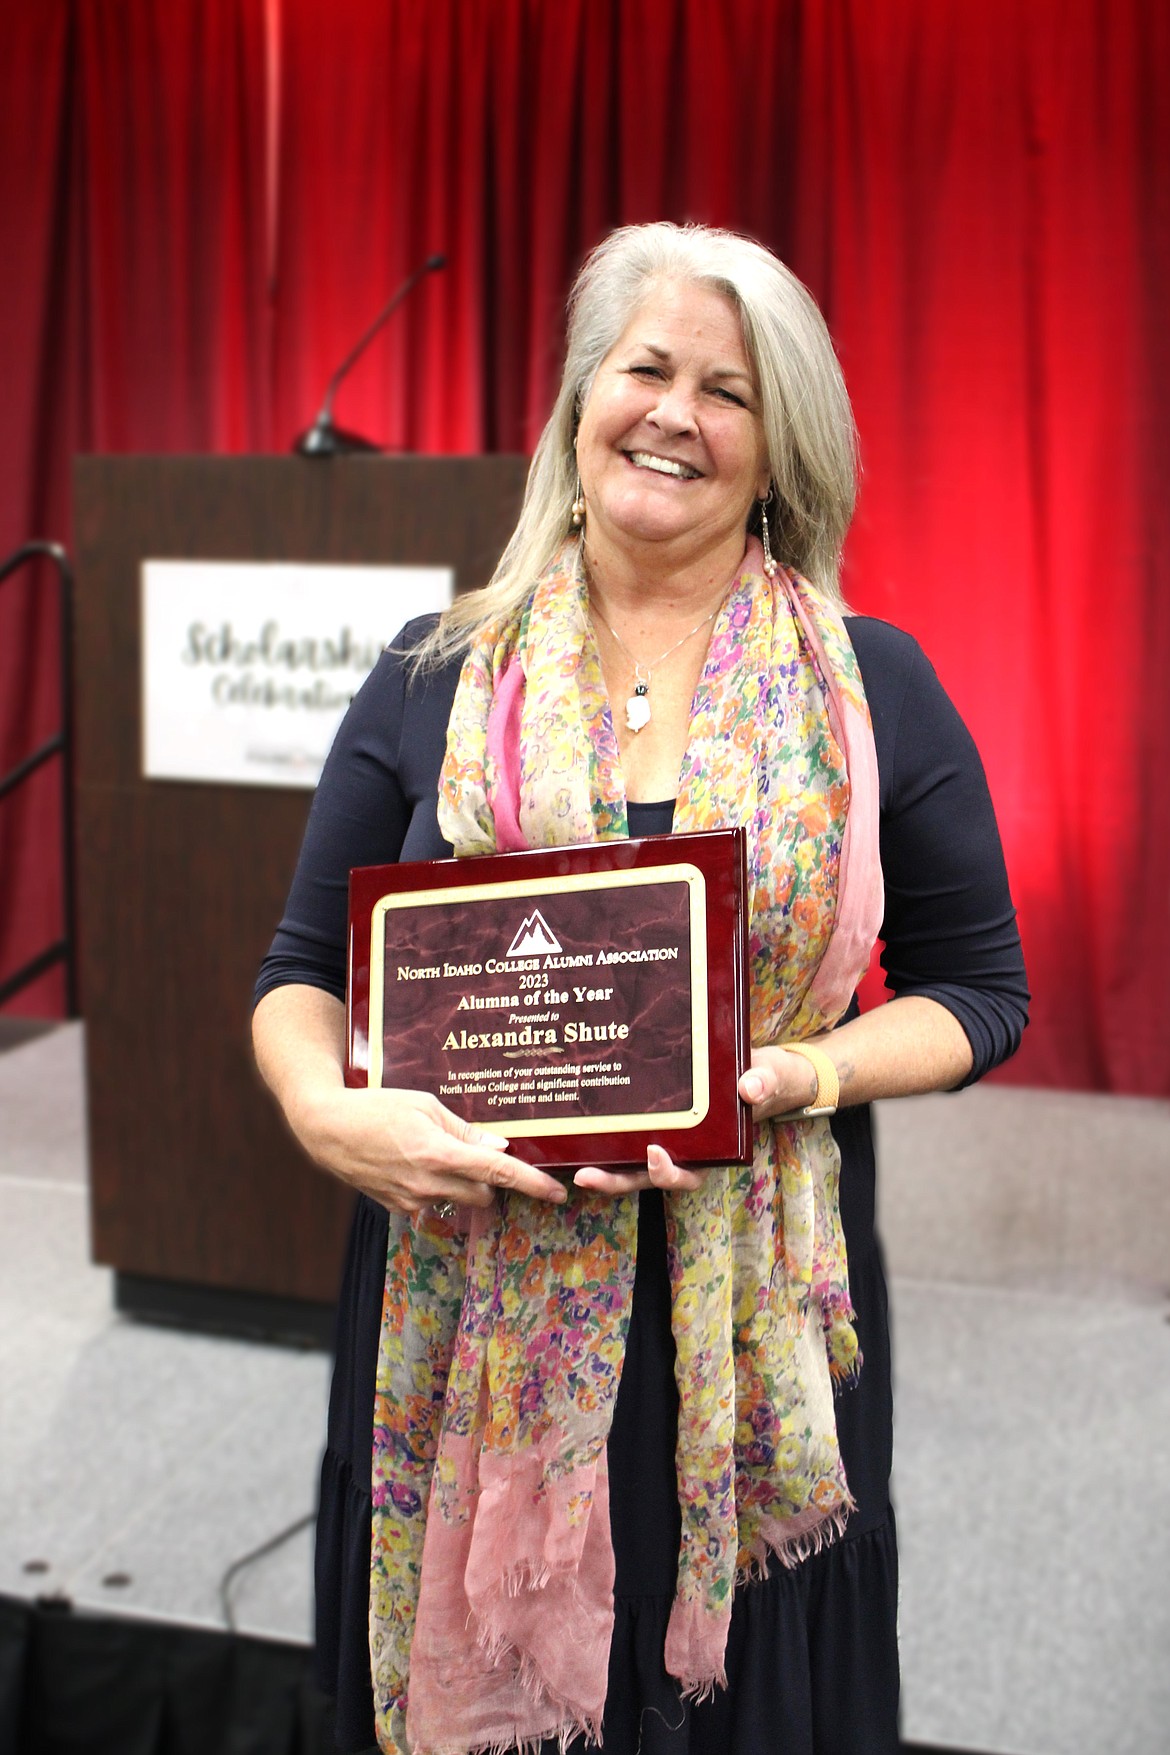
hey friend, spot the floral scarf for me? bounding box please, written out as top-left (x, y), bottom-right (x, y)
top-left (369, 538), bottom-right (882, 1755)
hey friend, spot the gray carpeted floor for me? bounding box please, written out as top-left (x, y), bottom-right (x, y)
top-left (1, 1021), bottom-right (1167, 1754)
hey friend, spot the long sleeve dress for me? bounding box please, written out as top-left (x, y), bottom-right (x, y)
top-left (255, 614), bottom-right (1029, 1755)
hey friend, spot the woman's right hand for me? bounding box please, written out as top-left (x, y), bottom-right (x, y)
top-left (252, 984), bottom-right (565, 1216)
top-left (286, 1081), bottom-right (567, 1216)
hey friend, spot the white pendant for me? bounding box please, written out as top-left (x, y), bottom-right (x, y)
top-left (625, 693), bottom-right (651, 733)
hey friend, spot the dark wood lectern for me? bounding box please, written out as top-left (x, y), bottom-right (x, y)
top-left (73, 456), bottom-right (528, 1339)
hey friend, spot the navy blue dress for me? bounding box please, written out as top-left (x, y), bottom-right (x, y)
top-left (256, 616), bottom-right (1029, 1754)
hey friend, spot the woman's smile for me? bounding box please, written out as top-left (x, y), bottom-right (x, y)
top-left (623, 450), bottom-right (704, 480)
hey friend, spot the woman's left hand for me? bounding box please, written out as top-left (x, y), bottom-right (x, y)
top-left (737, 1044), bottom-right (823, 1121)
top-left (572, 1144), bottom-right (712, 1197)
top-left (570, 1043), bottom-right (825, 1196)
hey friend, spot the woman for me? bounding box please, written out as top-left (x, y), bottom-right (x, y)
top-left (254, 222), bottom-right (1028, 1755)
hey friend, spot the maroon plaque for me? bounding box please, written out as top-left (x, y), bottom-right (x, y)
top-left (346, 828), bottom-right (751, 1170)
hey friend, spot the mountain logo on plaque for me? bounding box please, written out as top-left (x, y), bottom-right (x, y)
top-left (346, 828), bottom-right (752, 1171)
top-left (505, 910), bottom-right (562, 957)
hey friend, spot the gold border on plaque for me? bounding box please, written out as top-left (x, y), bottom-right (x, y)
top-left (366, 864), bottom-right (710, 1134)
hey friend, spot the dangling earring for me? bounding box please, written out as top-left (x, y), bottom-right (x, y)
top-left (759, 490), bottom-right (778, 578)
top-left (571, 477), bottom-right (586, 530)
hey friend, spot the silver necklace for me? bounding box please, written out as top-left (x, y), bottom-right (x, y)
top-left (596, 605), bottom-right (720, 733)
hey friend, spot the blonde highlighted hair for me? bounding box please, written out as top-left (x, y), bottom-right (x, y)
top-left (419, 222), bottom-right (857, 664)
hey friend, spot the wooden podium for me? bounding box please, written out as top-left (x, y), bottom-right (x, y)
top-left (72, 456), bottom-right (529, 1339)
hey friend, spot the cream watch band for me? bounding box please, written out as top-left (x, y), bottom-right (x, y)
top-left (781, 1042), bottom-right (840, 1118)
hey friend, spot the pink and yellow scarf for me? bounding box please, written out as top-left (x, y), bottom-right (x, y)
top-left (369, 539), bottom-right (882, 1755)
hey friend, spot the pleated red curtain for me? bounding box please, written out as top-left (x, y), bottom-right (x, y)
top-left (0, 0), bottom-right (270, 1017)
top-left (1, 0), bottom-right (1167, 1092)
top-left (791, 0), bottom-right (1170, 1092)
top-left (74, 0), bottom-right (272, 454)
top-left (0, 4), bottom-right (80, 1023)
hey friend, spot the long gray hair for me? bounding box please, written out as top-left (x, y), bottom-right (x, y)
top-left (419, 222), bottom-right (857, 663)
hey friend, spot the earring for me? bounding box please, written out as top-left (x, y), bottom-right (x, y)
top-left (759, 491), bottom-right (778, 578)
top-left (571, 476), bottom-right (586, 530)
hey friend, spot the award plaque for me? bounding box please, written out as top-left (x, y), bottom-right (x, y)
top-left (346, 828), bottom-right (752, 1170)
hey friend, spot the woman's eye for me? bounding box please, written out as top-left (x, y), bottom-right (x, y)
top-left (712, 386), bottom-right (747, 407)
top-left (629, 364), bottom-right (663, 379)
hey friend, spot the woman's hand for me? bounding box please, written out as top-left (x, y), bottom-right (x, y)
top-left (252, 984), bottom-right (565, 1217)
top-left (288, 1082), bottom-right (566, 1216)
top-left (569, 1044), bottom-right (820, 1198)
top-left (737, 1044), bottom-right (823, 1121)
top-left (572, 1144), bottom-right (712, 1198)
top-left (569, 1045), bottom-right (821, 1197)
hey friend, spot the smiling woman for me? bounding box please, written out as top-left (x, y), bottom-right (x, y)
top-left (252, 222), bottom-right (1028, 1755)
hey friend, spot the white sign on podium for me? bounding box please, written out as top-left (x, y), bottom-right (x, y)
top-left (141, 560), bottom-right (452, 789)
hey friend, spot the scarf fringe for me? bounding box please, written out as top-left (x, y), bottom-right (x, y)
top-left (676, 1665), bottom-right (729, 1707)
top-left (466, 1607), bottom-right (605, 1755)
top-left (662, 1504), bottom-right (854, 1715)
top-left (737, 1499), bottom-right (854, 1587)
top-left (499, 1561), bottom-right (557, 1598)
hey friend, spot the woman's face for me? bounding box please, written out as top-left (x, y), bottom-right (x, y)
top-left (574, 280), bottom-right (770, 570)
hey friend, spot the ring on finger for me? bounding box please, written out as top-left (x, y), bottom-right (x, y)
top-left (432, 1199), bottom-right (458, 1221)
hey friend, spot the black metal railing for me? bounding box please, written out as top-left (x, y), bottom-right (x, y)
top-left (0, 541), bottom-right (78, 1014)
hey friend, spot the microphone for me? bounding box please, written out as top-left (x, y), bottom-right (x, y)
top-left (294, 253), bottom-right (447, 456)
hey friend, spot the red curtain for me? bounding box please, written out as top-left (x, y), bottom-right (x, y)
top-left (0, 4), bottom-right (77, 1020)
top-left (795, 0), bottom-right (1170, 1093)
top-left (1, 0), bottom-right (1167, 1092)
top-left (0, 0), bottom-right (270, 1015)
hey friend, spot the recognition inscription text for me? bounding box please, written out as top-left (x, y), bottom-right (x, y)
top-left (370, 869), bottom-right (706, 1135)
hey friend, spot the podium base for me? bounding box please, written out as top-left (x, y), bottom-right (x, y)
top-left (114, 1271), bottom-right (334, 1350)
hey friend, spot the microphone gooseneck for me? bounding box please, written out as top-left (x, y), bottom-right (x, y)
top-left (294, 253), bottom-right (447, 456)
